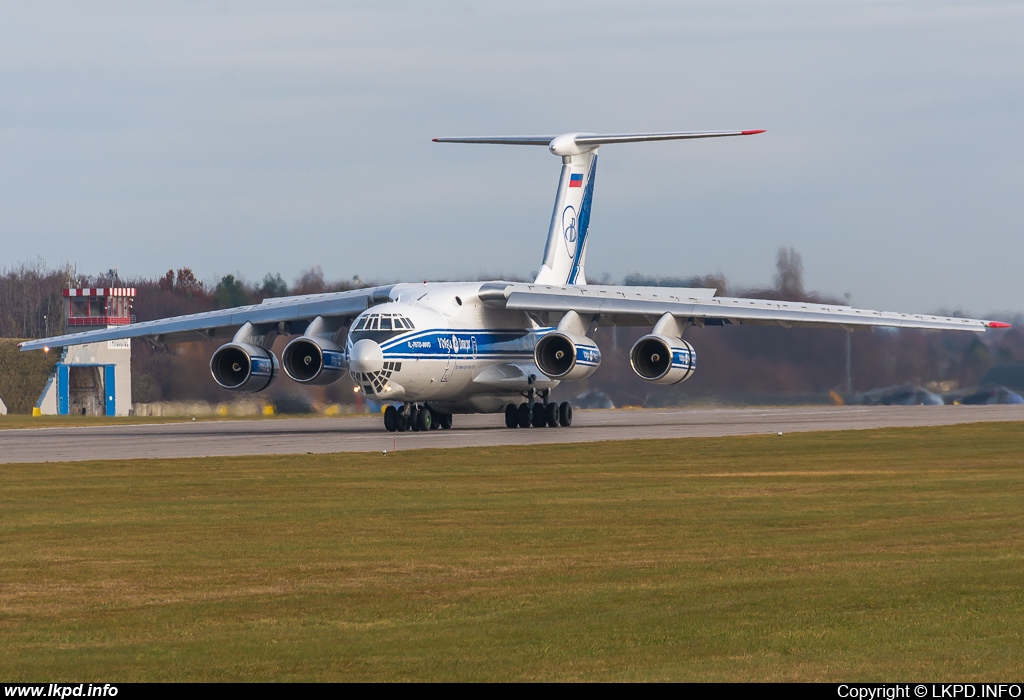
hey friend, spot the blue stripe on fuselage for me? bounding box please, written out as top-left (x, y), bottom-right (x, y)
top-left (355, 328), bottom-right (554, 361)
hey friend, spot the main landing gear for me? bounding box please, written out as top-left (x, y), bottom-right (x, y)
top-left (504, 392), bottom-right (572, 429)
top-left (384, 404), bottom-right (453, 433)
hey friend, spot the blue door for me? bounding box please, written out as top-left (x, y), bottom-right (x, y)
top-left (104, 365), bottom-right (116, 416)
top-left (57, 365), bottom-right (70, 415)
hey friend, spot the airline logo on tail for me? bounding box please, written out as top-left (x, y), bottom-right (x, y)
top-left (562, 207), bottom-right (577, 255)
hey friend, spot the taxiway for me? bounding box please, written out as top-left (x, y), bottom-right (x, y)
top-left (2, 405), bottom-right (1021, 464)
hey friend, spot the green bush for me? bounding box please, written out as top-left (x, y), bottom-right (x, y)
top-left (0, 340), bottom-right (60, 414)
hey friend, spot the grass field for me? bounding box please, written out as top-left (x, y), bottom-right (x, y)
top-left (0, 413), bottom-right (359, 430)
top-left (2, 423), bottom-right (1023, 681)
top-left (0, 415), bottom-right (212, 430)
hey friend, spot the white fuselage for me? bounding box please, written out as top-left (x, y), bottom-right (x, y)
top-left (345, 282), bottom-right (559, 413)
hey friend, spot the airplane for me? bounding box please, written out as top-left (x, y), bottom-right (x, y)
top-left (19, 130), bottom-right (1010, 432)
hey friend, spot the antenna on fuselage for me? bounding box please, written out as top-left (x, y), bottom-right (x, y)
top-left (433, 129), bottom-right (765, 286)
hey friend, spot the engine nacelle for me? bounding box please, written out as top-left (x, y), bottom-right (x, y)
top-left (282, 336), bottom-right (348, 385)
top-left (210, 342), bottom-right (279, 392)
top-left (629, 334), bottom-right (696, 385)
top-left (535, 331), bottom-right (601, 381)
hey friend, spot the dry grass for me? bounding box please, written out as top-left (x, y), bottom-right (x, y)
top-left (2, 423), bottom-right (1023, 681)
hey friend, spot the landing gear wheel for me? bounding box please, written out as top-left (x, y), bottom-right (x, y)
top-left (505, 404), bottom-right (519, 428)
top-left (518, 402), bottom-right (532, 428)
top-left (559, 401), bottom-right (573, 427)
top-left (545, 402), bottom-right (559, 427)
top-left (429, 409), bottom-right (440, 430)
top-left (531, 402), bottom-right (547, 428)
top-left (384, 405), bottom-right (398, 432)
top-left (409, 405), bottom-right (420, 432)
top-left (418, 407), bottom-right (432, 432)
top-left (396, 405), bottom-right (409, 432)
top-left (439, 413), bottom-right (453, 430)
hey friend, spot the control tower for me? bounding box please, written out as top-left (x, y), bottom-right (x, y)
top-left (36, 287), bottom-right (135, 416)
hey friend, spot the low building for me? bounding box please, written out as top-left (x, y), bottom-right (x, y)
top-left (36, 287), bottom-right (135, 417)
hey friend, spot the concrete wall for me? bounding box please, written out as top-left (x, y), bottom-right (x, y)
top-left (37, 372), bottom-right (58, 414)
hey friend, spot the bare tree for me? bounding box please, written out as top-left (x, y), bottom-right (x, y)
top-left (774, 246), bottom-right (804, 297)
top-left (0, 260), bottom-right (72, 339)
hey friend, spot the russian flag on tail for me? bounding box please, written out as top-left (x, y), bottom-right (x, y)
top-left (568, 173), bottom-right (583, 188)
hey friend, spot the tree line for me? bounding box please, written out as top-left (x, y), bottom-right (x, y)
top-left (1, 253), bottom-right (1020, 408)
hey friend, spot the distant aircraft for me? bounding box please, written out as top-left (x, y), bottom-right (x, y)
top-left (20, 130), bottom-right (1010, 431)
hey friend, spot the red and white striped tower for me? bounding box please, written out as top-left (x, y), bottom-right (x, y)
top-left (63, 287), bottom-right (136, 328)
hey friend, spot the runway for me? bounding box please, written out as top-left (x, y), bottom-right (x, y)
top-left (3, 405), bottom-right (1022, 464)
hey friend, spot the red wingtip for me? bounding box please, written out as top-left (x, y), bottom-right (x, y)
top-left (431, 137), bottom-right (439, 142)
top-left (741, 129), bottom-right (766, 135)
top-left (987, 321), bottom-right (1012, 328)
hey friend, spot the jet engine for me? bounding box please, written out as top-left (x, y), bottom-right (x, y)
top-left (629, 334), bottom-right (696, 385)
top-left (210, 342), bottom-right (279, 392)
top-left (535, 331), bottom-right (601, 381)
top-left (282, 336), bottom-right (347, 385)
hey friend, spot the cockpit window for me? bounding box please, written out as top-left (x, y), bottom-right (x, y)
top-left (349, 313), bottom-right (414, 343)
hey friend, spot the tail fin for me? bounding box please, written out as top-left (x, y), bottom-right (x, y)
top-left (537, 143), bottom-right (597, 285)
top-left (433, 129), bottom-right (764, 286)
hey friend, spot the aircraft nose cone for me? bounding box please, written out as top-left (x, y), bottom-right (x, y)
top-left (349, 338), bottom-right (384, 373)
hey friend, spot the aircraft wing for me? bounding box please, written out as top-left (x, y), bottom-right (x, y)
top-left (17, 286), bottom-right (391, 352)
top-left (479, 283), bottom-right (1007, 332)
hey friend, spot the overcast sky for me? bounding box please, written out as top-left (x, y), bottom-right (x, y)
top-left (1, 1), bottom-right (1021, 315)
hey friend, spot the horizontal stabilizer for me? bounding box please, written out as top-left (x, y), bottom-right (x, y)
top-left (433, 130), bottom-right (765, 148)
top-left (574, 130), bottom-right (765, 145)
top-left (432, 135), bottom-right (554, 145)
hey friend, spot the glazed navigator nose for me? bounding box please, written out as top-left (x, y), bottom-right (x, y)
top-left (348, 338), bottom-right (384, 373)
